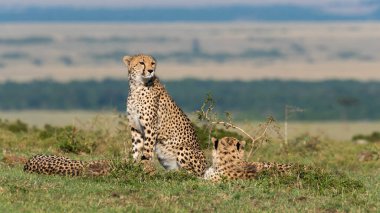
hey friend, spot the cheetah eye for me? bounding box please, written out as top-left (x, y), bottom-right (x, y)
top-left (151, 62), bottom-right (156, 65)
top-left (139, 62), bottom-right (144, 65)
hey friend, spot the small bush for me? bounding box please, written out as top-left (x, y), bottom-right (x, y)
top-left (38, 124), bottom-right (64, 139)
top-left (352, 132), bottom-right (380, 143)
top-left (194, 124), bottom-right (244, 149)
top-left (284, 133), bottom-right (321, 155)
top-left (0, 119), bottom-right (28, 133)
top-left (57, 126), bottom-right (94, 154)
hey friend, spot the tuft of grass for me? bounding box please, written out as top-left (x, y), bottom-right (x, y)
top-left (109, 158), bottom-right (197, 185)
top-left (255, 165), bottom-right (364, 195)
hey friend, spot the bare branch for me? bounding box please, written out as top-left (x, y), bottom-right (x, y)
top-left (196, 94), bottom-right (277, 161)
top-left (211, 121), bottom-right (255, 142)
top-left (246, 118), bottom-right (273, 158)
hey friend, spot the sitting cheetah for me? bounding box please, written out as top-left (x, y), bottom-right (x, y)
top-left (203, 137), bottom-right (293, 182)
top-left (123, 54), bottom-right (206, 176)
top-left (24, 154), bottom-right (111, 176)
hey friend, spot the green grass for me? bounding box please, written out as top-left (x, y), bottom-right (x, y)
top-left (0, 117), bottom-right (379, 212)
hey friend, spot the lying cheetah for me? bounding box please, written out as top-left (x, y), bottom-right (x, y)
top-left (203, 137), bottom-right (293, 182)
top-left (124, 54), bottom-right (206, 176)
top-left (24, 154), bottom-right (111, 176)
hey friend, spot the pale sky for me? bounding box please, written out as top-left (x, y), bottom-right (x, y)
top-left (0, 0), bottom-right (377, 15)
top-left (0, 0), bottom-right (369, 8)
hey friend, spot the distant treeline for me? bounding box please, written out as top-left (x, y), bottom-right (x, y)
top-left (2, 5), bottom-right (380, 22)
top-left (0, 79), bottom-right (379, 121)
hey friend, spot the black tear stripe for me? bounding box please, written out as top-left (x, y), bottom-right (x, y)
top-left (214, 139), bottom-right (219, 150)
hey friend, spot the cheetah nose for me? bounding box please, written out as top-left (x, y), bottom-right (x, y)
top-left (147, 69), bottom-right (154, 74)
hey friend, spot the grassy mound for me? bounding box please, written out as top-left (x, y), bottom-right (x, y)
top-left (0, 116), bottom-right (379, 212)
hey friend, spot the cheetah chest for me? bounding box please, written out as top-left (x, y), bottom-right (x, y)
top-left (127, 109), bottom-right (143, 134)
top-left (127, 87), bottom-right (160, 135)
top-left (127, 93), bottom-right (144, 134)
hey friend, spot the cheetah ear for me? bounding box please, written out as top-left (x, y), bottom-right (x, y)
top-left (123, 55), bottom-right (132, 66)
top-left (240, 140), bottom-right (246, 148)
top-left (211, 137), bottom-right (219, 150)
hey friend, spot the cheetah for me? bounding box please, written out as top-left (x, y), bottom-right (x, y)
top-left (24, 154), bottom-right (111, 176)
top-left (123, 54), bottom-right (206, 176)
top-left (203, 137), bottom-right (293, 182)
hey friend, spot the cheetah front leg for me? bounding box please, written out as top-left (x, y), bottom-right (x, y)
top-left (141, 124), bottom-right (158, 161)
top-left (133, 92), bottom-right (160, 173)
top-left (131, 124), bottom-right (157, 161)
top-left (129, 125), bottom-right (155, 174)
top-left (138, 95), bottom-right (160, 162)
top-left (130, 125), bottom-right (156, 174)
top-left (138, 124), bottom-right (158, 174)
top-left (131, 127), bottom-right (144, 162)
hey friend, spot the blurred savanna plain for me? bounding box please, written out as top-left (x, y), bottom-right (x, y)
top-left (1, 23), bottom-right (380, 82)
top-left (1, 2), bottom-right (380, 212)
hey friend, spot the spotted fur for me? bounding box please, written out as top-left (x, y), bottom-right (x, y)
top-left (24, 154), bottom-right (111, 176)
top-left (204, 137), bottom-right (293, 182)
top-left (124, 54), bottom-right (206, 176)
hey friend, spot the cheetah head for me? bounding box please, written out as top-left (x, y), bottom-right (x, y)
top-left (123, 54), bottom-right (157, 84)
top-left (211, 137), bottom-right (246, 166)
